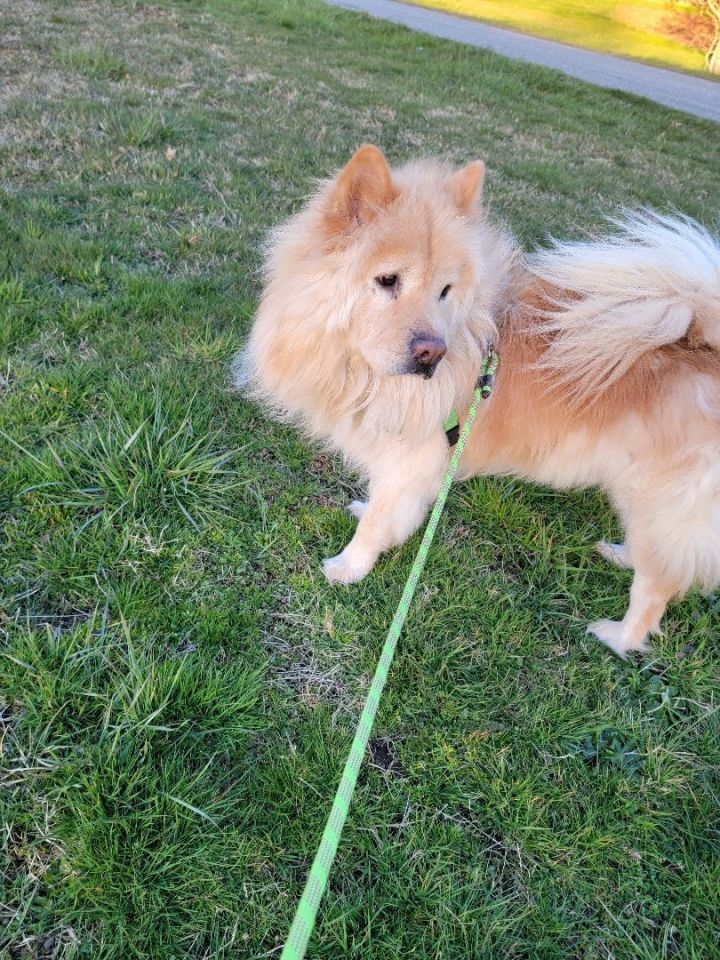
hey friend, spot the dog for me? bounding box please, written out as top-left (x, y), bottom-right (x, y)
top-left (236, 144), bottom-right (720, 657)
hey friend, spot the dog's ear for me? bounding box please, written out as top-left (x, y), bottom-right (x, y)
top-left (324, 145), bottom-right (397, 236)
top-left (448, 160), bottom-right (485, 215)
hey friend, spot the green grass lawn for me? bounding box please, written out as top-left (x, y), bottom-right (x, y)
top-left (411, 0), bottom-right (713, 75)
top-left (2, 0), bottom-right (720, 957)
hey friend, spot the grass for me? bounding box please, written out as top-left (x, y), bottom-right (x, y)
top-left (411, 0), bottom-right (715, 76)
top-left (1, 0), bottom-right (720, 957)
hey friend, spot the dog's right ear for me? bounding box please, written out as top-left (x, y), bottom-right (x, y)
top-left (448, 160), bottom-right (485, 215)
top-left (324, 145), bottom-right (398, 237)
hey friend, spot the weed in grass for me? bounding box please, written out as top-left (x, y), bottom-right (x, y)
top-left (0, 279), bottom-right (28, 306)
top-left (5, 393), bottom-right (246, 533)
top-left (108, 110), bottom-right (181, 149)
top-left (58, 47), bottom-right (128, 82)
top-left (574, 728), bottom-right (644, 776)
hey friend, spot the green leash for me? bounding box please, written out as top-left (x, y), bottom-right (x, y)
top-left (280, 350), bottom-right (499, 960)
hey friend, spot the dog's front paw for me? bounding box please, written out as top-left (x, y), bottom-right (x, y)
top-left (322, 551), bottom-right (372, 585)
top-left (587, 619), bottom-right (651, 659)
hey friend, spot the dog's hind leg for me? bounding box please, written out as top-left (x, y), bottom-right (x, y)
top-left (591, 451), bottom-right (720, 656)
top-left (587, 550), bottom-right (679, 658)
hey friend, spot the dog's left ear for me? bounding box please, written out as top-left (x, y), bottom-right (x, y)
top-left (448, 160), bottom-right (485, 215)
top-left (324, 144), bottom-right (398, 237)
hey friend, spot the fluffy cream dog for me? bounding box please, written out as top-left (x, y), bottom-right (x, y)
top-left (237, 145), bottom-right (720, 657)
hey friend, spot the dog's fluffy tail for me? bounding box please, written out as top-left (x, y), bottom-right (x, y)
top-left (528, 211), bottom-right (720, 403)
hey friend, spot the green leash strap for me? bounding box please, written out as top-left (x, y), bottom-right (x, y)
top-left (281, 350), bottom-right (499, 960)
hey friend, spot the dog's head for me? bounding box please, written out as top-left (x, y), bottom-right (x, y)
top-left (240, 146), bottom-right (510, 440)
top-left (317, 145), bottom-right (488, 379)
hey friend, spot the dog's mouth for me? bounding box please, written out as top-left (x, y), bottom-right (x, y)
top-left (401, 358), bottom-right (442, 379)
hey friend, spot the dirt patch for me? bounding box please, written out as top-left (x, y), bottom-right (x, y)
top-left (369, 736), bottom-right (404, 775)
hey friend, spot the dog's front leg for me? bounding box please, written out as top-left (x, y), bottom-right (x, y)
top-left (322, 437), bottom-right (449, 585)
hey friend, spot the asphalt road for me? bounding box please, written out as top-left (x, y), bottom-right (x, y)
top-left (328, 0), bottom-right (720, 122)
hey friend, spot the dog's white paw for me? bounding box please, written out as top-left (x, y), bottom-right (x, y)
top-left (587, 619), bottom-right (651, 659)
top-left (347, 500), bottom-right (368, 520)
top-left (596, 540), bottom-right (632, 569)
top-left (322, 552), bottom-right (371, 585)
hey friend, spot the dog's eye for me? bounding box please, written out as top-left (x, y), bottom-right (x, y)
top-left (376, 274), bottom-right (399, 289)
top-left (440, 284), bottom-right (452, 300)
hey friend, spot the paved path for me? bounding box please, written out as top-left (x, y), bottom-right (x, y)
top-left (329, 0), bottom-right (720, 122)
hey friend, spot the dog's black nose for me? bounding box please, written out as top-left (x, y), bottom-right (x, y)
top-left (411, 335), bottom-right (447, 368)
